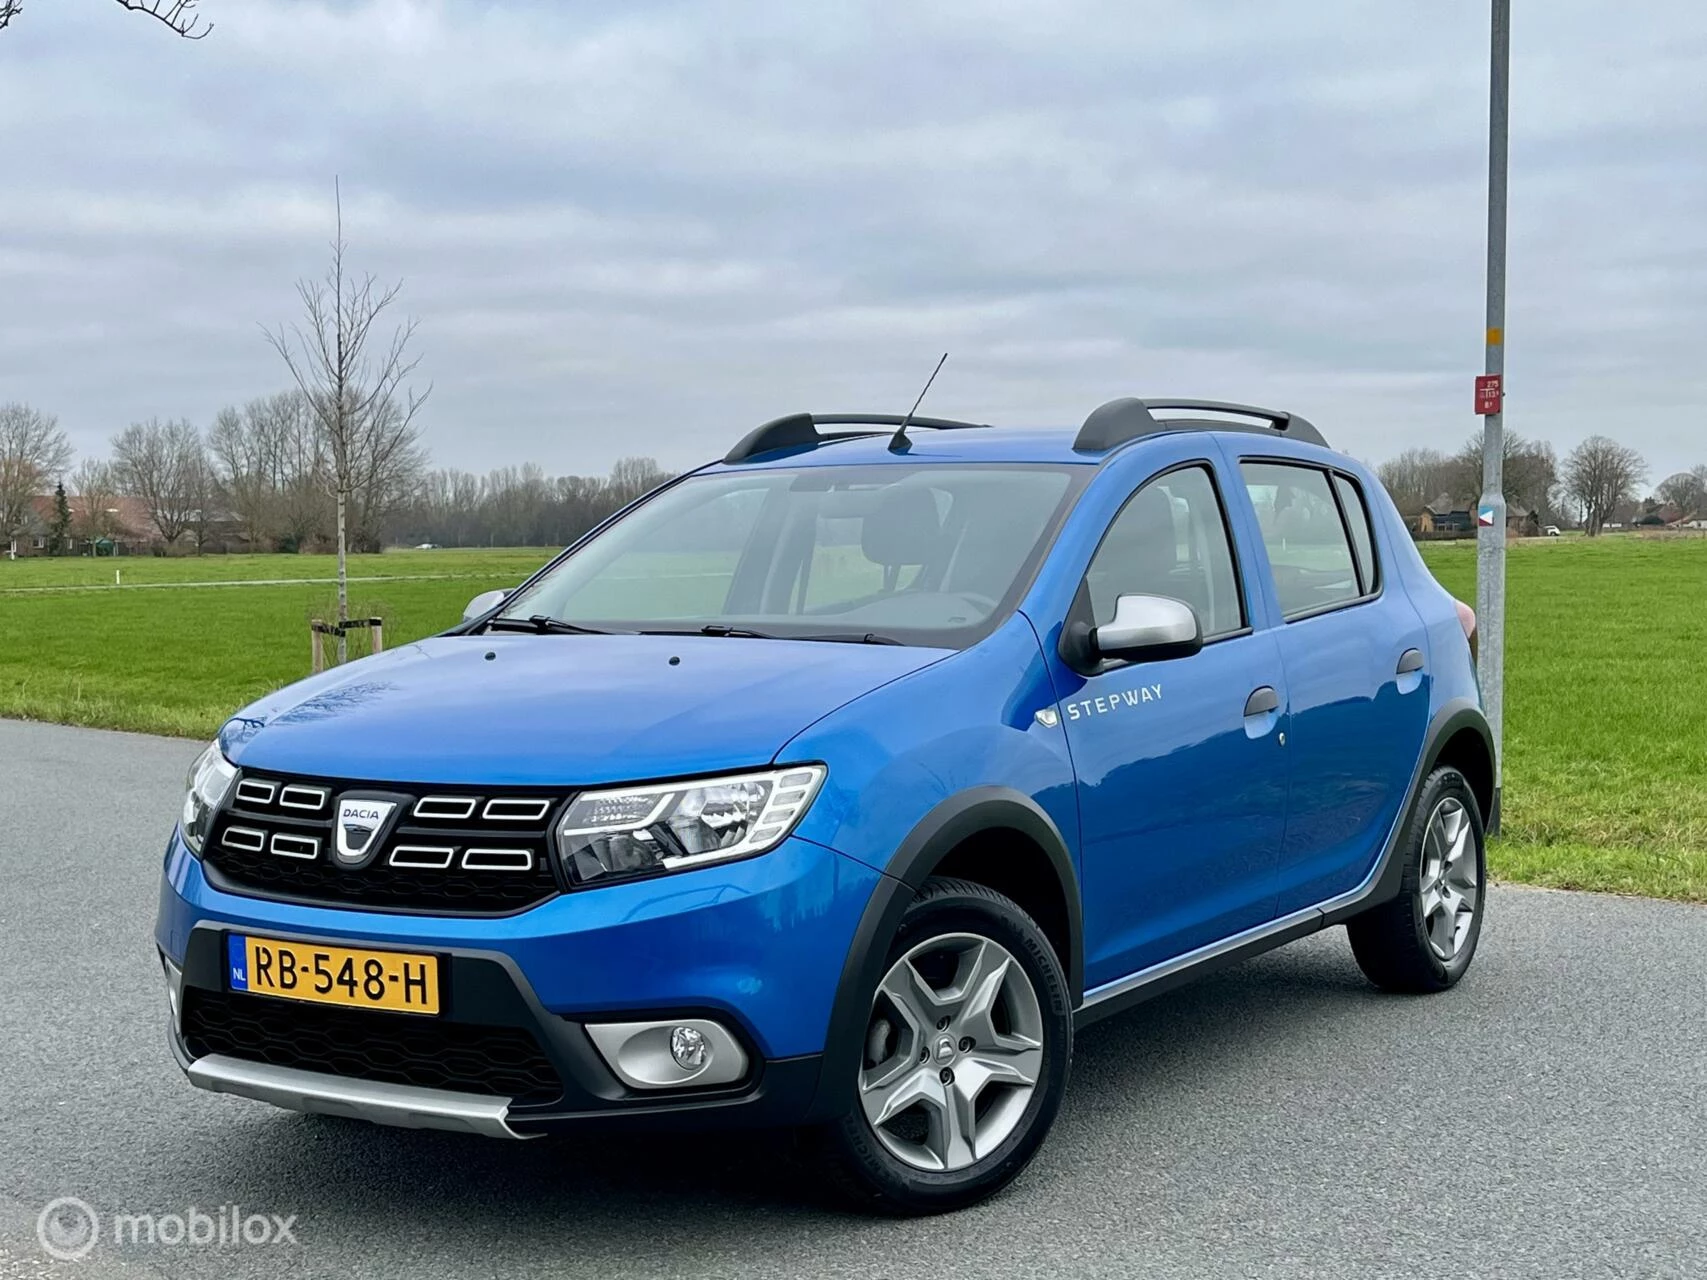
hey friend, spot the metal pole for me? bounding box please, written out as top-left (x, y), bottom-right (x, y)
top-left (1476, 0), bottom-right (1510, 832)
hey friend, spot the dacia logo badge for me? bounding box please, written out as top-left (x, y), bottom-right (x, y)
top-left (335, 797), bottom-right (399, 866)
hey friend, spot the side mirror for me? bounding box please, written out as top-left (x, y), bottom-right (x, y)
top-left (462, 589), bottom-right (510, 624)
top-left (1092, 594), bottom-right (1202, 662)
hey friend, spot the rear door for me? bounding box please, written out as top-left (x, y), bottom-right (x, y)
top-left (1228, 455), bottom-right (1431, 911)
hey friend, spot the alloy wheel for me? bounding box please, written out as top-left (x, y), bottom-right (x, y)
top-left (858, 932), bottom-right (1044, 1173)
top-left (1418, 797), bottom-right (1480, 961)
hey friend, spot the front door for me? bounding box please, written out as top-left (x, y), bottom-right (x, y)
top-left (1044, 462), bottom-right (1290, 991)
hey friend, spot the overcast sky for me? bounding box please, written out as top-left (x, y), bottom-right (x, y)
top-left (2, 0), bottom-right (1703, 482)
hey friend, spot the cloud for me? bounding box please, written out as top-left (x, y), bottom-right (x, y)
top-left (1, 0), bottom-right (1703, 481)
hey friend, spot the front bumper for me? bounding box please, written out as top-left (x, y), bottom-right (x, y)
top-left (157, 830), bottom-right (881, 1135)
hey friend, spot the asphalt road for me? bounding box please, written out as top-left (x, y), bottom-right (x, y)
top-left (2, 718), bottom-right (1703, 1280)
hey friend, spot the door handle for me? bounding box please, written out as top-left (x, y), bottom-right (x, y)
top-left (1396, 648), bottom-right (1425, 676)
top-left (1244, 686), bottom-right (1280, 717)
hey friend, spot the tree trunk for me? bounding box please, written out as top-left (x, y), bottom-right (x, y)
top-left (336, 484), bottom-right (349, 664)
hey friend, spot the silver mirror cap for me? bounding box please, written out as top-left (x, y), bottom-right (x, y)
top-left (1092, 593), bottom-right (1202, 662)
top-left (462, 589), bottom-right (510, 624)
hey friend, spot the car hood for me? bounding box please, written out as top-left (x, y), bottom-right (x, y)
top-left (220, 633), bottom-right (950, 786)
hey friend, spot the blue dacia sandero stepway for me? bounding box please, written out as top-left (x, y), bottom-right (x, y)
top-left (157, 398), bottom-right (1495, 1213)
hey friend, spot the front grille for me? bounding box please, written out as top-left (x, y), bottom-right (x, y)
top-left (203, 773), bottom-right (564, 914)
top-left (181, 987), bottom-right (564, 1105)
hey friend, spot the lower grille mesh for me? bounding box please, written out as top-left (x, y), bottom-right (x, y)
top-left (182, 987), bottom-right (563, 1105)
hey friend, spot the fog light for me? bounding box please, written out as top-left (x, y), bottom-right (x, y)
top-left (669, 1025), bottom-right (708, 1070)
top-left (584, 1018), bottom-right (748, 1090)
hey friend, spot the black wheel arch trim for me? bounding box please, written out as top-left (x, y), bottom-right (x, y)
top-left (803, 787), bottom-right (1083, 1123)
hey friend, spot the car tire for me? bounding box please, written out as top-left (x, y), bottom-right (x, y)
top-left (1347, 766), bottom-right (1488, 993)
top-left (807, 876), bottom-right (1073, 1215)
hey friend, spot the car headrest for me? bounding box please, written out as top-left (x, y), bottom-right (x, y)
top-left (862, 486), bottom-right (943, 567)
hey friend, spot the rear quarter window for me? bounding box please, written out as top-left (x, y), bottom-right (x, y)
top-left (1332, 473), bottom-right (1379, 595)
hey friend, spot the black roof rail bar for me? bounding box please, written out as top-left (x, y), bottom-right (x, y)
top-left (1072, 398), bottom-right (1326, 453)
top-left (724, 413), bottom-right (989, 464)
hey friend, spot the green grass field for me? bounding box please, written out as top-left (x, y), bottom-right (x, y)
top-left (0, 549), bottom-right (552, 738)
top-left (0, 547), bottom-right (543, 588)
top-left (1409, 536), bottom-right (1707, 902)
top-left (2, 536), bottom-right (1703, 901)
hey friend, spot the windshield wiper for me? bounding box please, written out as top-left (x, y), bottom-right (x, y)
top-left (637, 625), bottom-right (903, 645)
top-left (486, 614), bottom-right (613, 636)
top-left (638, 624), bottom-right (779, 640)
top-left (794, 632), bottom-right (904, 645)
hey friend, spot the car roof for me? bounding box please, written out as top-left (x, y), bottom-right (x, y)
top-left (702, 421), bottom-right (1347, 472)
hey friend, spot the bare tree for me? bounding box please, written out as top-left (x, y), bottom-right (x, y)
top-left (219, 389), bottom-right (329, 552)
top-left (608, 456), bottom-right (672, 506)
top-left (0, 0), bottom-right (210, 36)
top-left (112, 417), bottom-right (208, 547)
top-left (1448, 431), bottom-right (1558, 519)
top-left (209, 398), bottom-right (303, 550)
top-left (69, 458), bottom-right (123, 546)
top-left (266, 181), bottom-right (429, 659)
top-left (183, 442), bottom-right (217, 550)
top-left (208, 404), bottom-right (264, 548)
top-left (0, 402), bottom-right (73, 552)
top-left (397, 458), bottom-right (675, 549)
top-left (272, 394), bottom-right (332, 552)
top-left (1376, 447), bottom-right (1454, 516)
top-left (209, 390), bottom-right (338, 551)
top-left (345, 396), bottom-right (428, 552)
top-left (1656, 466), bottom-right (1707, 521)
top-left (1563, 436), bottom-right (1647, 537)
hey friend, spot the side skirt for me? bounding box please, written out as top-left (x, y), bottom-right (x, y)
top-left (1073, 713), bottom-right (1448, 1029)
top-left (1075, 906), bottom-right (1325, 1029)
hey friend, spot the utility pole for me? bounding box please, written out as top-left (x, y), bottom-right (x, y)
top-left (1475, 0), bottom-right (1510, 832)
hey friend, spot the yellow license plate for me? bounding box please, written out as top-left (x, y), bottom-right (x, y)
top-left (228, 934), bottom-right (440, 1015)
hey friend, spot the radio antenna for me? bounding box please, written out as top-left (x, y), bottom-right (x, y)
top-left (889, 353), bottom-right (949, 452)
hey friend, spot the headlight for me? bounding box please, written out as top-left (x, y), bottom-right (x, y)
top-left (557, 765), bottom-right (826, 885)
top-left (180, 741), bottom-right (238, 854)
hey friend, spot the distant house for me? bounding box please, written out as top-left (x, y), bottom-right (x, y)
top-left (5, 493), bottom-right (153, 558)
top-left (1609, 500), bottom-right (1644, 528)
top-left (7, 495), bottom-right (69, 558)
top-left (1413, 494), bottom-right (1474, 536)
top-left (67, 494), bottom-right (154, 555)
top-left (1506, 507), bottom-right (1542, 537)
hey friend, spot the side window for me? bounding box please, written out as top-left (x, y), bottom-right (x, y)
top-left (1083, 465), bottom-right (1244, 639)
top-left (1239, 462), bottom-right (1361, 618)
top-left (1332, 473), bottom-right (1379, 595)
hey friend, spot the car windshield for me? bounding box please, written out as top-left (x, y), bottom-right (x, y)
top-left (495, 463), bottom-right (1084, 648)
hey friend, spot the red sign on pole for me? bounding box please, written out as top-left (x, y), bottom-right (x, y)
top-left (1475, 374), bottom-right (1503, 415)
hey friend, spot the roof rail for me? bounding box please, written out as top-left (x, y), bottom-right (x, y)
top-left (1072, 398), bottom-right (1327, 453)
top-left (723, 413), bottom-right (989, 464)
